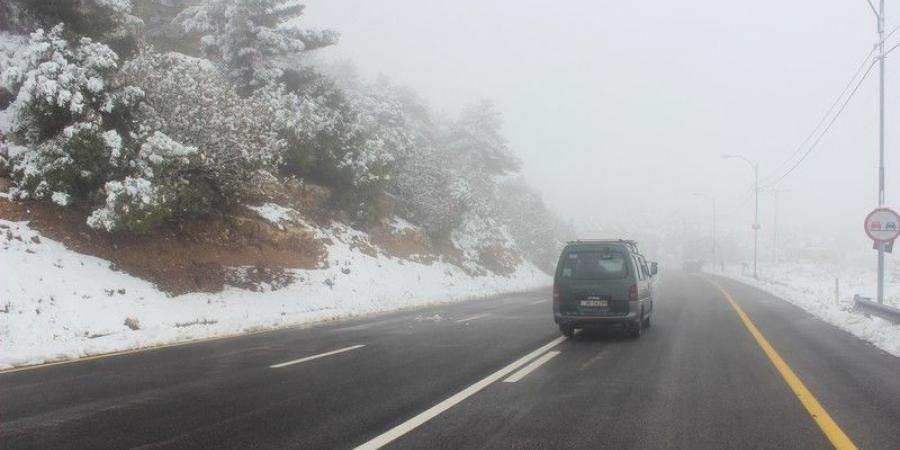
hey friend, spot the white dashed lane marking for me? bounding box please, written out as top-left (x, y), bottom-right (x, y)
top-left (456, 313), bottom-right (490, 323)
top-left (503, 350), bottom-right (560, 383)
top-left (270, 345), bottom-right (365, 369)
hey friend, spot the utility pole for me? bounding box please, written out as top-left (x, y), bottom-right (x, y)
top-left (753, 162), bottom-right (759, 280)
top-left (878, 0), bottom-right (886, 304)
top-left (724, 154), bottom-right (760, 279)
top-left (773, 190), bottom-right (779, 265)
top-left (867, 0), bottom-right (887, 303)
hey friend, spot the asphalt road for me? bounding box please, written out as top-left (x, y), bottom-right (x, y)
top-left (3, 272), bottom-right (900, 449)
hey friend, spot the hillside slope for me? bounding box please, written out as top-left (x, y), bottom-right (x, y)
top-left (0, 205), bottom-right (549, 369)
top-left (0, 178), bottom-right (552, 370)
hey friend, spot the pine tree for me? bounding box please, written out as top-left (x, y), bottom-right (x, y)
top-left (174, 0), bottom-right (338, 94)
top-left (3, 0), bottom-right (144, 57)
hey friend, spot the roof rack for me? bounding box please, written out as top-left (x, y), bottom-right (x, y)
top-left (566, 239), bottom-right (641, 253)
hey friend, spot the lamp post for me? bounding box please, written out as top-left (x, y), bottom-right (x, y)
top-left (724, 154), bottom-right (760, 279)
top-left (693, 193), bottom-right (717, 263)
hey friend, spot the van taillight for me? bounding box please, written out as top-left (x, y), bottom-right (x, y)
top-left (629, 284), bottom-right (638, 301)
top-left (553, 285), bottom-right (561, 303)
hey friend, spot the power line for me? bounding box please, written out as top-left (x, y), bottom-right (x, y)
top-left (765, 57), bottom-right (877, 188)
top-left (882, 21), bottom-right (900, 46)
top-left (720, 186), bottom-right (755, 218)
top-left (760, 46), bottom-right (876, 185)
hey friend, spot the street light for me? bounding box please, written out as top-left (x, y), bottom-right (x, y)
top-left (724, 154), bottom-right (760, 279)
top-left (693, 193), bottom-right (717, 264)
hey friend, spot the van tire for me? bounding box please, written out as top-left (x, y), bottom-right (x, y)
top-left (630, 313), bottom-right (643, 338)
top-left (560, 324), bottom-right (575, 338)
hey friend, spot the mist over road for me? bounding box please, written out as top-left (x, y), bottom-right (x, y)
top-left (3, 273), bottom-right (899, 449)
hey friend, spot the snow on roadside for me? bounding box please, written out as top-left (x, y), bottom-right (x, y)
top-left (0, 219), bottom-right (551, 369)
top-left (715, 262), bottom-right (900, 358)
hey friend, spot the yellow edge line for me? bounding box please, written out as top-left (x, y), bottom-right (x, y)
top-left (0, 323), bottom-right (310, 375)
top-left (704, 277), bottom-right (858, 450)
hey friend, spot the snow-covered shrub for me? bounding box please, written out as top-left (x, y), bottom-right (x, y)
top-left (87, 176), bottom-right (169, 232)
top-left (11, 121), bottom-right (130, 205)
top-left (87, 131), bottom-right (205, 232)
top-left (3, 25), bottom-right (138, 145)
top-left (3, 25), bottom-right (141, 206)
top-left (174, 0), bottom-right (338, 94)
top-left (452, 212), bottom-right (520, 275)
top-left (392, 155), bottom-right (470, 240)
top-left (0, 31), bottom-right (28, 109)
top-left (3, 27), bottom-right (279, 232)
top-left (124, 51), bottom-right (284, 208)
top-left (0, 140), bottom-right (8, 177)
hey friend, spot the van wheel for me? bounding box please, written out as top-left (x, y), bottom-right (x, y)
top-left (560, 324), bottom-right (575, 338)
top-left (630, 314), bottom-right (643, 338)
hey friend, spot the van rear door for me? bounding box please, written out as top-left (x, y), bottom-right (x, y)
top-left (556, 248), bottom-right (633, 315)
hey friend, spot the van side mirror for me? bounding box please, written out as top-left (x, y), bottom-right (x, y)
top-left (650, 262), bottom-right (658, 276)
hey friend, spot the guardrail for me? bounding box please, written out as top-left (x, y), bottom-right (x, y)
top-left (853, 295), bottom-right (900, 325)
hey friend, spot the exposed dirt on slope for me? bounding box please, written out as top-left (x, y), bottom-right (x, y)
top-left (0, 173), bottom-right (526, 295)
top-left (367, 223), bottom-right (439, 264)
top-left (0, 192), bottom-right (326, 295)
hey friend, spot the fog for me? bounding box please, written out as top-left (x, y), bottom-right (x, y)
top-left (303, 0), bottom-right (900, 263)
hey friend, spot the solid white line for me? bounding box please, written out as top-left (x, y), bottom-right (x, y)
top-left (502, 351), bottom-right (560, 383)
top-left (456, 313), bottom-right (490, 323)
top-left (269, 344), bottom-right (365, 369)
top-left (354, 336), bottom-right (567, 450)
top-left (529, 299), bottom-right (547, 305)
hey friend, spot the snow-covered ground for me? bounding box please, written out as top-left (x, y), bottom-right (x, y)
top-left (0, 219), bottom-right (550, 369)
top-left (713, 261), bottom-right (900, 358)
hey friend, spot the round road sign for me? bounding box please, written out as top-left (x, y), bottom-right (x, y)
top-left (865, 208), bottom-right (900, 242)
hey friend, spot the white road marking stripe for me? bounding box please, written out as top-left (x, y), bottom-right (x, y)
top-left (269, 345), bottom-right (365, 369)
top-left (502, 351), bottom-right (560, 383)
top-left (456, 313), bottom-right (490, 323)
top-left (529, 299), bottom-right (547, 305)
top-left (354, 336), bottom-right (566, 450)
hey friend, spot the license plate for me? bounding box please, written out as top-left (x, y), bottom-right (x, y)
top-left (580, 299), bottom-right (608, 308)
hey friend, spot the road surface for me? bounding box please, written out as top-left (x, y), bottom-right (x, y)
top-left (3, 273), bottom-right (900, 449)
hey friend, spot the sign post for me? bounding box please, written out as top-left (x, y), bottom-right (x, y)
top-left (865, 208), bottom-right (900, 303)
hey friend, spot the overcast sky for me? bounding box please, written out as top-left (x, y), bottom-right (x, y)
top-left (302, 0), bottom-right (899, 255)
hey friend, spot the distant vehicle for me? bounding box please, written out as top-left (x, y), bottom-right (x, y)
top-left (553, 239), bottom-right (657, 338)
top-left (682, 260), bottom-right (704, 273)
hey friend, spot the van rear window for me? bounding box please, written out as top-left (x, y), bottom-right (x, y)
top-left (559, 250), bottom-right (629, 280)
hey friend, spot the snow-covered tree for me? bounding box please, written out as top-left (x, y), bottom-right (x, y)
top-left (274, 72), bottom-right (408, 224)
top-left (374, 83), bottom-right (469, 239)
top-left (496, 178), bottom-right (571, 271)
top-left (174, 0), bottom-right (338, 94)
top-left (444, 99), bottom-right (520, 177)
top-left (123, 50), bottom-right (285, 208)
top-left (3, 0), bottom-right (144, 56)
top-left (439, 99), bottom-right (520, 215)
